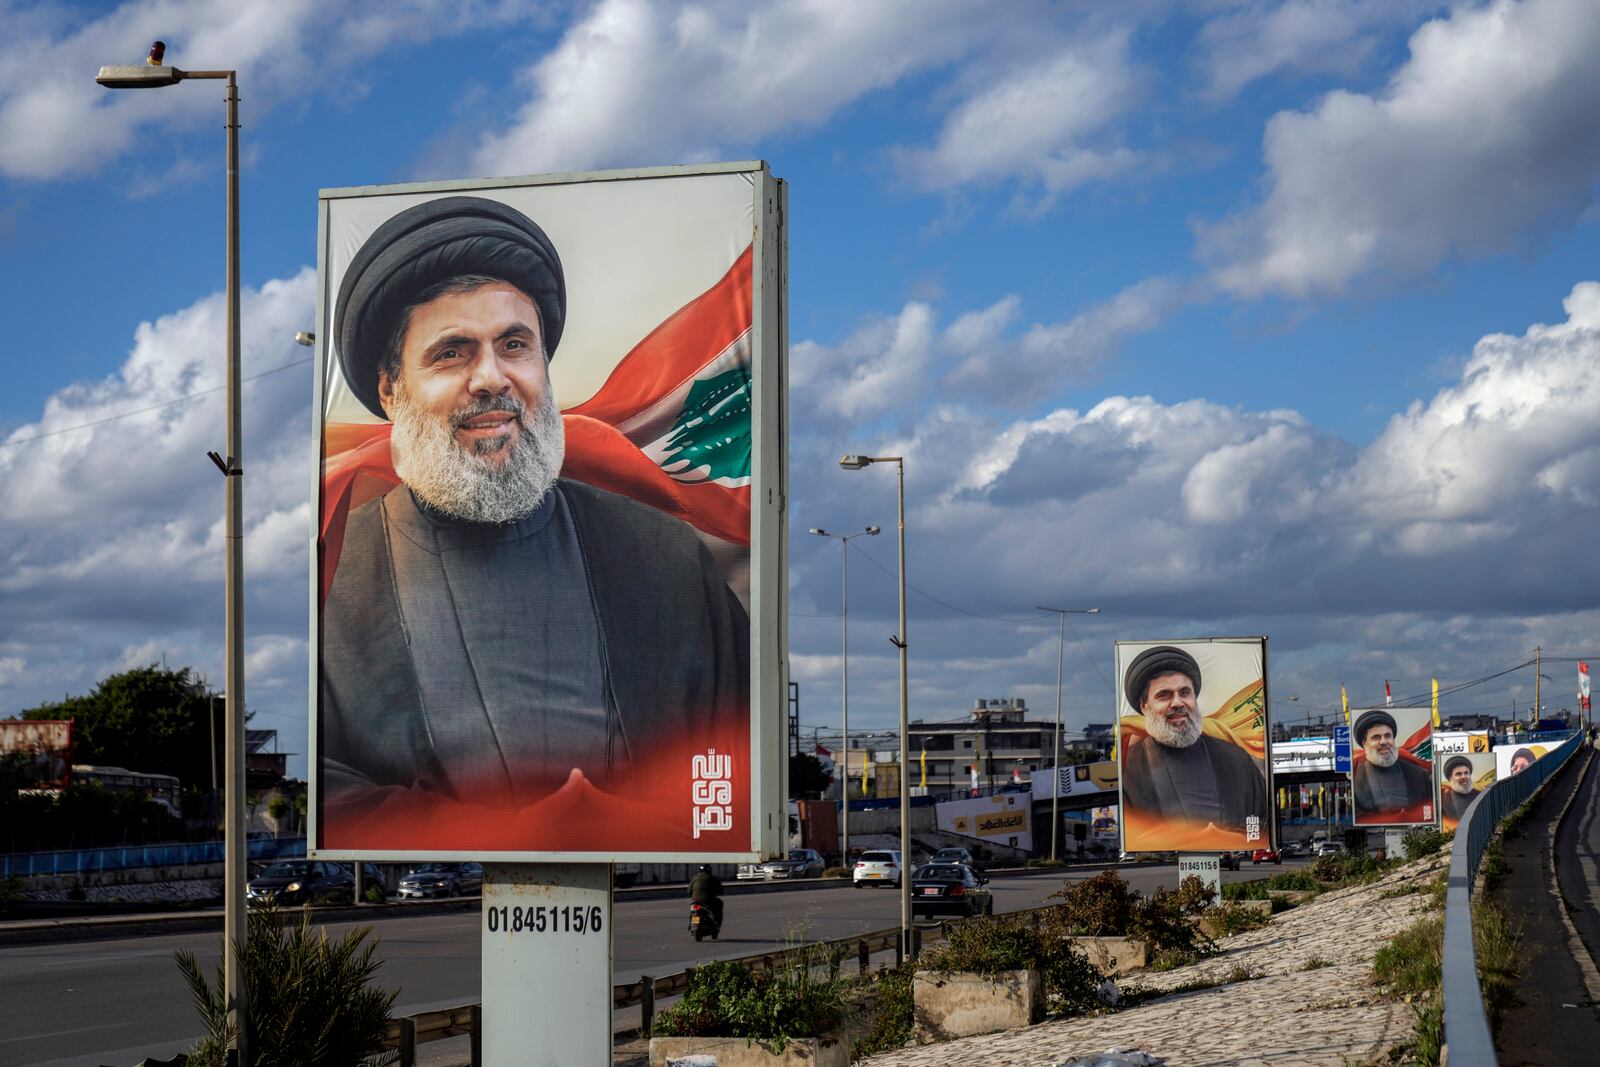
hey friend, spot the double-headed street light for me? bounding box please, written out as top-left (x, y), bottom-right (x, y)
top-left (1036, 607), bottom-right (1099, 861)
top-left (808, 525), bottom-right (880, 865)
top-left (838, 454), bottom-right (912, 956)
top-left (98, 44), bottom-right (249, 1064)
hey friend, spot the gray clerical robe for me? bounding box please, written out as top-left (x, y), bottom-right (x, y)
top-left (319, 479), bottom-right (748, 809)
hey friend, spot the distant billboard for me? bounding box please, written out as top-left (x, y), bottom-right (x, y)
top-left (1116, 637), bottom-right (1272, 853)
top-left (0, 720), bottom-right (73, 789)
top-left (1270, 737), bottom-right (1336, 774)
top-left (1434, 731), bottom-right (1490, 755)
top-left (936, 792), bottom-right (1034, 851)
top-left (1030, 760), bottom-right (1117, 799)
top-left (310, 163), bottom-right (786, 862)
top-left (1351, 707), bottom-right (1435, 826)
top-left (1495, 742), bottom-right (1552, 780)
top-left (1437, 752), bottom-right (1495, 833)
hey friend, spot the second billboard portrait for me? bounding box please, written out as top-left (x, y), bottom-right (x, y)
top-left (1350, 707), bottom-right (1435, 825)
top-left (1116, 638), bottom-right (1271, 853)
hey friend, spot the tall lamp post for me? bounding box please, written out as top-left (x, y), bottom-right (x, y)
top-left (808, 525), bottom-right (880, 865)
top-left (97, 46), bottom-right (248, 1062)
top-left (1036, 606), bottom-right (1099, 862)
top-left (839, 454), bottom-right (911, 956)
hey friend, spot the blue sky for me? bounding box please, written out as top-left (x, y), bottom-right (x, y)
top-left (3, 0), bottom-right (1599, 775)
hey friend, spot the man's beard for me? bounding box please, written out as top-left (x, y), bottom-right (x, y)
top-left (1367, 747), bottom-right (1398, 769)
top-left (1449, 778), bottom-right (1473, 795)
top-left (388, 383), bottom-right (565, 525)
top-left (1145, 706), bottom-right (1202, 749)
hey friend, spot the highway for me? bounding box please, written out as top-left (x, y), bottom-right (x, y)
top-left (0, 861), bottom-right (1298, 1066)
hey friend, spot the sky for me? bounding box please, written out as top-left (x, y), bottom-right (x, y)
top-left (2, 0), bottom-right (1599, 778)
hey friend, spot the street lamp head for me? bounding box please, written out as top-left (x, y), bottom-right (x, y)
top-left (1086, 608), bottom-right (1100, 614)
top-left (294, 331), bottom-right (316, 348)
top-left (865, 525), bottom-right (881, 535)
top-left (839, 454), bottom-right (870, 470)
top-left (808, 527), bottom-right (827, 536)
top-left (97, 63), bottom-right (183, 88)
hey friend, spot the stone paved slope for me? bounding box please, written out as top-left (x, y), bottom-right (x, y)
top-left (863, 855), bottom-right (1448, 1067)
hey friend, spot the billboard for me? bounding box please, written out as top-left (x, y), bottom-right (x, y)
top-left (1496, 742), bottom-right (1552, 780)
top-left (1030, 760), bottom-right (1117, 799)
top-left (0, 720), bottom-right (73, 789)
top-left (1434, 731), bottom-right (1490, 755)
top-left (1090, 803), bottom-right (1120, 844)
top-left (310, 163), bottom-right (786, 861)
top-left (1271, 737), bottom-right (1337, 774)
top-left (1115, 638), bottom-right (1271, 853)
top-left (936, 792), bottom-right (1034, 851)
top-left (1351, 707), bottom-right (1435, 826)
top-left (1438, 752), bottom-right (1495, 833)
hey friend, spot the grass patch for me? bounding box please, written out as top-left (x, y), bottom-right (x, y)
top-left (1480, 842), bottom-right (1509, 894)
top-left (1373, 915), bottom-right (1442, 997)
top-left (821, 867), bottom-right (852, 879)
top-left (1474, 897), bottom-right (1521, 1032)
top-left (1299, 956), bottom-right (1332, 971)
top-left (1221, 880), bottom-right (1270, 901)
top-left (652, 946), bottom-right (850, 1051)
top-left (1205, 903), bottom-right (1271, 937)
top-left (849, 964), bottom-right (912, 1059)
top-left (1025, 858), bottom-right (1067, 869)
top-left (1263, 870), bottom-right (1320, 892)
top-left (1401, 826), bottom-right (1450, 861)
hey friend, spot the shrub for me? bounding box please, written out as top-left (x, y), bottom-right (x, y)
top-left (1025, 858), bottom-right (1067, 869)
top-left (363, 884), bottom-right (386, 905)
top-left (850, 965), bottom-right (913, 1059)
top-left (919, 916), bottom-right (1102, 1015)
top-left (1205, 903), bottom-right (1270, 937)
top-left (175, 904), bottom-right (395, 1066)
top-left (652, 950), bottom-right (849, 1050)
top-left (1170, 875), bottom-right (1216, 915)
top-left (1402, 826), bottom-right (1446, 861)
top-left (1221, 880), bottom-right (1270, 901)
top-left (1262, 870), bottom-right (1319, 892)
top-left (1342, 827), bottom-right (1371, 855)
top-left (1310, 851), bottom-right (1385, 886)
top-left (1045, 871), bottom-right (1209, 958)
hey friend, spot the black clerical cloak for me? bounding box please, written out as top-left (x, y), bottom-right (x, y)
top-left (1121, 733), bottom-right (1268, 830)
top-left (319, 479), bottom-right (748, 809)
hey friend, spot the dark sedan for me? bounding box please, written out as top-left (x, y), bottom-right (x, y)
top-left (398, 862), bottom-right (484, 899)
top-left (910, 864), bottom-right (992, 919)
top-left (246, 860), bottom-right (354, 907)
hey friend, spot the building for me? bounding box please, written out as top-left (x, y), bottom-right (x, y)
top-left (906, 698), bottom-right (1111, 795)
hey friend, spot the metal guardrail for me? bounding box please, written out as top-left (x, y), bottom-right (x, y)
top-left (0, 836), bottom-right (306, 877)
top-left (1442, 730), bottom-right (1585, 1067)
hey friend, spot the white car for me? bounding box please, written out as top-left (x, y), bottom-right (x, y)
top-left (853, 850), bottom-right (903, 888)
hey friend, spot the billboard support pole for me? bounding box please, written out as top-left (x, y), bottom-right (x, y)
top-left (481, 863), bottom-right (613, 1063)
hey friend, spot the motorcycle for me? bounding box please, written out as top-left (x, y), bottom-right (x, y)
top-left (688, 899), bottom-right (721, 941)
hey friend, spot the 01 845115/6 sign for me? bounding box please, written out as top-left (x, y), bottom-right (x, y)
top-left (485, 903), bottom-right (604, 935)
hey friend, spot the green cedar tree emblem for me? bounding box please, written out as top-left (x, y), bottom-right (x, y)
top-left (661, 366), bottom-right (751, 482)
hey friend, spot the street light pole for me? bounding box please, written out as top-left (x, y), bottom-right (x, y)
top-left (839, 455), bottom-right (912, 957)
top-left (1036, 606), bottom-right (1099, 862)
top-left (808, 525), bottom-right (880, 866)
top-left (97, 49), bottom-right (247, 1064)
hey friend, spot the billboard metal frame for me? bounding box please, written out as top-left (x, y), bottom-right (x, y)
top-left (307, 161), bottom-right (787, 863)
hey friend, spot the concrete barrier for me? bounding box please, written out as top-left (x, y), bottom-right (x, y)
top-left (649, 1036), bottom-right (848, 1066)
top-left (913, 969), bottom-right (1043, 1041)
top-left (1067, 936), bottom-right (1147, 976)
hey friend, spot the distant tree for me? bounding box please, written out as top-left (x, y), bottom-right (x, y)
top-left (19, 666), bottom-right (222, 791)
top-left (788, 752), bottom-right (831, 799)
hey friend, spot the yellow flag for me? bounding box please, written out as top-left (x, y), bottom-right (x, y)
top-left (1431, 678), bottom-right (1440, 728)
top-left (919, 748), bottom-right (927, 789)
top-left (1340, 685), bottom-right (1350, 725)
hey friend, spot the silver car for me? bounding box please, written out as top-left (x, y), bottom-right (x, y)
top-left (737, 848), bottom-right (825, 880)
top-left (398, 862), bottom-right (484, 899)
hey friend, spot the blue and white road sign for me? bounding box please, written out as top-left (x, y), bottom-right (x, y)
top-left (1333, 725), bottom-right (1352, 773)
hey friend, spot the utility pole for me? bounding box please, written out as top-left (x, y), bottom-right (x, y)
top-left (1534, 646), bottom-right (1542, 725)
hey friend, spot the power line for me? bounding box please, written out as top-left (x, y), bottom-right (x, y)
top-left (850, 543), bottom-right (1045, 622)
top-left (0, 356), bottom-right (312, 450)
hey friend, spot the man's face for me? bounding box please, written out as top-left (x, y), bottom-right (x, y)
top-left (1449, 764), bottom-right (1474, 794)
top-left (379, 282), bottom-right (550, 461)
top-left (1141, 671), bottom-right (1201, 748)
top-left (1511, 755), bottom-right (1533, 774)
top-left (1363, 724), bottom-right (1397, 768)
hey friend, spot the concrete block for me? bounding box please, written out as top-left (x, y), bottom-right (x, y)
top-left (913, 969), bottom-right (1044, 1041)
top-left (1067, 936), bottom-right (1148, 976)
top-left (649, 1036), bottom-right (847, 1067)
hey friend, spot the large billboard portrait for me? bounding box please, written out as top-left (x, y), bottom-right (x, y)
top-left (1496, 743), bottom-right (1551, 780)
top-left (1438, 752), bottom-right (1495, 833)
top-left (1116, 638), bottom-right (1271, 853)
top-left (310, 164), bottom-right (786, 861)
top-left (1351, 707), bottom-right (1434, 826)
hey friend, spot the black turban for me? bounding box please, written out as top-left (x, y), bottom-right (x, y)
top-left (334, 195), bottom-right (566, 420)
top-left (1123, 646), bottom-right (1201, 711)
top-left (1443, 755), bottom-right (1472, 777)
top-left (1353, 709), bottom-right (1397, 745)
top-left (1511, 747), bottom-right (1535, 765)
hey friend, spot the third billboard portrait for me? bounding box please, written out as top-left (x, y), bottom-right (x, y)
top-left (1350, 707), bottom-right (1434, 825)
top-left (310, 163), bottom-right (785, 861)
top-left (1438, 752), bottom-right (1494, 833)
top-left (1116, 638), bottom-right (1271, 852)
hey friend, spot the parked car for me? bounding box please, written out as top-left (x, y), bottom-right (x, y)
top-left (1313, 841), bottom-right (1342, 857)
top-left (853, 850), bottom-right (903, 888)
top-left (1251, 848), bottom-right (1281, 865)
top-left (1278, 841), bottom-right (1307, 858)
top-left (247, 860), bottom-right (355, 907)
top-left (910, 864), bottom-right (992, 919)
top-left (928, 847), bottom-right (982, 872)
top-left (736, 849), bottom-right (825, 881)
top-left (398, 862), bottom-right (484, 899)
top-left (1219, 852), bottom-right (1242, 871)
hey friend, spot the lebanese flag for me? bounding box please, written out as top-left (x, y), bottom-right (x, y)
top-left (318, 245), bottom-right (754, 603)
top-left (1384, 679), bottom-right (1392, 706)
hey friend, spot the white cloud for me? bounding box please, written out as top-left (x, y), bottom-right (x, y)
top-left (1200, 0), bottom-right (1600, 297)
top-left (470, 0), bottom-right (983, 176)
top-left (892, 30), bottom-right (1140, 205)
top-left (0, 1), bottom-right (539, 180)
top-left (1193, 0), bottom-right (1438, 103)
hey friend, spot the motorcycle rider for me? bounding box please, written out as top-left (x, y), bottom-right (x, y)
top-left (688, 864), bottom-right (724, 929)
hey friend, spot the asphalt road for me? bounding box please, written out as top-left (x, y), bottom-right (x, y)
top-left (1, 860), bottom-right (1302, 1066)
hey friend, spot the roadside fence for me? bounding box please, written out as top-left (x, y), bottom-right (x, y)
top-left (0, 836), bottom-right (306, 878)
